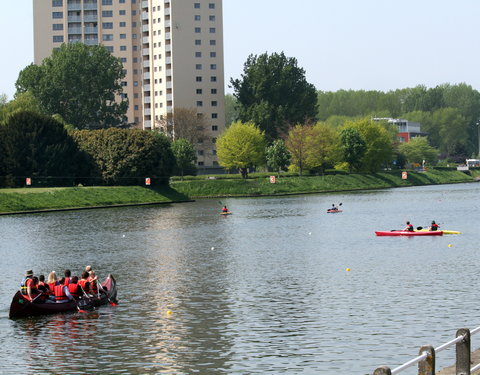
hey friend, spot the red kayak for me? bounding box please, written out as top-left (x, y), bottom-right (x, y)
top-left (375, 230), bottom-right (443, 236)
top-left (327, 209), bottom-right (342, 213)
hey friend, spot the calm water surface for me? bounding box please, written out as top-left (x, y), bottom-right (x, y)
top-left (1, 183), bottom-right (480, 374)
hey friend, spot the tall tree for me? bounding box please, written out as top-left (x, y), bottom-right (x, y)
top-left (398, 137), bottom-right (438, 165)
top-left (15, 43), bottom-right (128, 130)
top-left (171, 138), bottom-right (197, 179)
top-left (285, 124), bottom-right (313, 176)
top-left (224, 94), bottom-right (239, 128)
top-left (339, 127), bottom-right (366, 172)
top-left (231, 52), bottom-right (317, 140)
top-left (155, 107), bottom-right (210, 145)
top-left (216, 121), bottom-right (266, 178)
top-left (305, 122), bottom-right (341, 173)
top-left (0, 92), bottom-right (43, 125)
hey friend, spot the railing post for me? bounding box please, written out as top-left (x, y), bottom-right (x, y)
top-left (418, 345), bottom-right (435, 375)
top-left (456, 328), bottom-right (471, 375)
top-left (373, 366), bottom-right (392, 375)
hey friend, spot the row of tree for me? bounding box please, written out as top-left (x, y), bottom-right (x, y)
top-left (216, 119), bottom-right (438, 178)
top-left (0, 111), bottom-right (197, 188)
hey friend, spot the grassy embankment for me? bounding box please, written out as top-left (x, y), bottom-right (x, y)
top-left (0, 169), bottom-right (475, 214)
top-left (0, 186), bottom-right (190, 214)
top-left (170, 169), bottom-right (475, 198)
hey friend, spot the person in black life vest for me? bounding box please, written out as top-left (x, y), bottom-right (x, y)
top-left (403, 221), bottom-right (414, 232)
top-left (222, 205), bottom-right (228, 213)
top-left (429, 220), bottom-right (439, 231)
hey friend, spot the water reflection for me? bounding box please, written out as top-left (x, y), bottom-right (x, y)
top-left (1, 183), bottom-right (480, 374)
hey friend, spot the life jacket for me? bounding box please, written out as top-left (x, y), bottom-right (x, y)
top-left (20, 277), bottom-right (32, 294)
top-left (88, 277), bottom-right (98, 294)
top-left (20, 278), bottom-right (38, 298)
top-left (78, 279), bottom-right (90, 293)
top-left (48, 282), bottom-right (58, 295)
top-left (54, 285), bottom-right (69, 301)
top-left (407, 224), bottom-right (414, 231)
top-left (222, 208), bottom-right (228, 212)
top-left (68, 283), bottom-right (80, 298)
top-left (64, 277), bottom-right (70, 286)
top-left (431, 224), bottom-right (439, 231)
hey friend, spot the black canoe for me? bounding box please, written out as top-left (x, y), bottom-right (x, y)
top-left (9, 274), bottom-right (117, 319)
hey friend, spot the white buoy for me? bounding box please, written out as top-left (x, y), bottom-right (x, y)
top-left (211, 247), bottom-right (215, 250)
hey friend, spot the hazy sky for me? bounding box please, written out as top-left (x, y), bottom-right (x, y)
top-left (2, 0), bottom-right (480, 100)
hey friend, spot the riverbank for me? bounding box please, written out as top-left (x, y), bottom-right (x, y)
top-left (0, 169), bottom-right (476, 214)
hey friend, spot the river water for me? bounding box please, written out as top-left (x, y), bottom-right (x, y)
top-left (1, 182), bottom-right (480, 374)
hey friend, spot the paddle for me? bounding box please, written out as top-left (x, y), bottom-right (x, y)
top-left (97, 280), bottom-right (117, 306)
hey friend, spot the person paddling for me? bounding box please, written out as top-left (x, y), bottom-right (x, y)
top-left (54, 277), bottom-right (74, 303)
top-left (429, 220), bottom-right (439, 231)
top-left (403, 221), bottom-right (414, 232)
top-left (78, 271), bottom-right (91, 295)
top-left (222, 205), bottom-right (229, 213)
top-left (20, 270), bottom-right (38, 302)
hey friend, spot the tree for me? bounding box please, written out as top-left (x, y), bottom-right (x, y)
top-left (15, 43), bottom-right (128, 130)
top-left (346, 118), bottom-right (395, 172)
top-left (432, 108), bottom-right (469, 157)
top-left (172, 139), bottom-right (197, 179)
top-left (155, 107), bottom-right (210, 145)
top-left (231, 52), bottom-right (318, 140)
top-left (2, 111), bottom-right (82, 187)
top-left (266, 139), bottom-right (291, 176)
top-left (216, 121), bottom-right (266, 178)
top-left (224, 94), bottom-right (239, 127)
top-left (339, 127), bottom-right (366, 172)
top-left (0, 92), bottom-right (43, 125)
top-left (398, 137), bottom-right (438, 165)
top-left (285, 124), bottom-right (313, 176)
top-left (305, 122), bottom-right (342, 173)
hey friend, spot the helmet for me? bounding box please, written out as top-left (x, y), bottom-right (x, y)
top-left (431, 220), bottom-right (435, 224)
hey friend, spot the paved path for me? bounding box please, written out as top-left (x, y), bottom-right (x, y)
top-left (437, 348), bottom-right (480, 374)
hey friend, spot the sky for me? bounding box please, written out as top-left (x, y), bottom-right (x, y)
top-left (2, 0), bottom-right (480, 100)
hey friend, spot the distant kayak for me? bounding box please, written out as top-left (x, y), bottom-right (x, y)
top-left (327, 209), bottom-right (342, 213)
top-left (375, 230), bottom-right (443, 236)
top-left (220, 212), bottom-right (232, 215)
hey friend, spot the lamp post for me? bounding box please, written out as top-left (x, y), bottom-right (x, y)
top-left (477, 121), bottom-right (480, 157)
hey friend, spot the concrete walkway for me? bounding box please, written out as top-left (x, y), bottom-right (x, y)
top-left (437, 348), bottom-right (480, 374)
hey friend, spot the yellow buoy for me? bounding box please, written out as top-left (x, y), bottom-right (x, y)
top-left (166, 310), bottom-right (172, 315)
top-left (346, 268), bottom-right (351, 272)
top-left (448, 244), bottom-right (453, 248)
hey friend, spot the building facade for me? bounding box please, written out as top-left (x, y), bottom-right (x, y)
top-left (33, 0), bottom-right (225, 168)
top-left (373, 117), bottom-right (427, 143)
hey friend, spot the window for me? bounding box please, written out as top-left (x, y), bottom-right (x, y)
top-left (194, 3), bottom-right (200, 8)
top-left (132, 10), bottom-right (137, 16)
top-left (53, 35), bottom-right (64, 43)
top-left (102, 0), bottom-right (112, 4)
top-left (196, 101), bottom-right (203, 107)
top-left (133, 69), bottom-right (138, 74)
top-left (120, 33), bottom-right (127, 39)
top-left (52, 0), bottom-right (63, 7)
top-left (198, 161), bottom-right (204, 166)
top-left (134, 93), bottom-right (139, 98)
top-left (105, 46), bottom-right (114, 52)
top-left (209, 15), bottom-right (216, 21)
top-left (195, 39), bottom-right (201, 45)
top-left (121, 81), bottom-right (128, 87)
top-left (195, 27), bottom-right (201, 33)
top-left (196, 89), bottom-right (202, 94)
top-left (209, 3), bottom-right (215, 9)
top-left (103, 22), bottom-right (113, 29)
top-left (52, 12), bottom-right (63, 19)
top-left (134, 105), bottom-right (139, 110)
top-left (196, 64), bottom-right (202, 70)
top-left (212, 125), bottom-right (218, 131)
top-left (210, 76), bottom-right (217, 82)
top-left (120, 0), bottom-right (125, 3)
top-left (52, 24), bottom-right (63, 31)
top-left (102, 34), bottom-right (113, 41)
top-left (212, 148), bottom-right (217, 154)
top-left (121, 57), bottom-right (127, 63)
top-left (132, 33), bottom-right (137, 39)
top-left (132, 21), bottom-right (137, 27)
top-left (119, 10), bottom-right (126, 15)
top-left (196, 76), bottom-right (202, 82)
top-left (211, 101), bottom-right (217, 106)
top-left (119, 22), bottom-right (126, 27)
top-left (210, 52), bottom-right (216, 58)
top-left (209, 28), bottom-right (216, 33)
top-left (194, 15), bottom-right (201, 21)
top-left (212, 113), bottom-right (218, 119)
top-left (133, 45), bottom-right (138, 51)
top-left (121, 93), bottom-right (128, 99)
top-left (120, 45), bottom-right (127, 51)
top-left (195, 52), bottom-right (202, 57)
top-left (102, 10), bottom-right (113, 17)
top-left (133, 81), bottom-right (138, 86)
top-left (210, 64), bottom-right (216, 70)
top-left (211, 88), bottom-right (217, 94)
top-left (197, 150), bottom-right (204, 156)
top-left (209, 40), bottom-right (216, 46)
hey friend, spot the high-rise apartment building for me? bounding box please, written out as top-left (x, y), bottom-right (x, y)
top-left (33, 0), bottom-right (225, 168)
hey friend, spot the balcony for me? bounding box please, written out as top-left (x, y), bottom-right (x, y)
top-left (166, 106), bottom-right (173, 113)
top-left (166, 94), bottom-right (172, 101)
top-left (165, 45), bottom-right (171, 52)
top-left (164, 8), bottom-right (170, 16)
top-left (84, 26), bottom-right (98, 34)
top-left (165, 20), bottom-right (170, 27)
top-left (143, 60), bottom-right (150, 68)
top-left (143, 72), bottom-right (150, 80)
top-left (166, 81), bottom-right (172, 89)
top-left (143, 84), bottom-right (151, 92)
top-left (165, 32), bottom-right (171, 40)
top-left (166, 69), bottom-right (172, 76)
top-left (68, 16), bottom-right (82, 22)
top-left (144, 96), bottom-right (151, 104)
top-left (142, 12), bottom-right (149, 21)
top-left (142, 36), bottom-right (149, 44)
top-left (141, 1), bottom-right (148, 9)
top-left (142, 48), bottom-right (149, 56)
top-left (68, 3), bottom-right (82, 11)
top-left (84, 15), bottom-right (98, 22)
top-left (83, 3), bottom-right (97, 10)
top-left (142, 25), bottom-right (149, 32)
top-left (144, 108), bottom-right (151, 116)
top-left (143, 120), bottom-right (151, 128)
top-left (165, 57), bottom-right (171, 64)
top-left (68, 27), bottom-right (82, 34)
top-left (84, 38), bottom-right (99, 45)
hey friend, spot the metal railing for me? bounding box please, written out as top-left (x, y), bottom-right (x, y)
top-left (373, 326), bottom-right (480, 374)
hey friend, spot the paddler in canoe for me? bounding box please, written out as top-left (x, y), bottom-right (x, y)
top-left (428, 220), bottom-right (439, 231)
top-left (403, 221), bottom-right (414, 232)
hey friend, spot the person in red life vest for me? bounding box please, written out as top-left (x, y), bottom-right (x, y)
top-left (429, 220), bottom-right (440, 231)
top-left (20, 270), bottom-right (39, 302)
top-left (78, 271), bottom-right (91, 295)
top-left (64, 269), bottom-right (72, 286)
top-left (88, 270), bottom-right (99, 295)
top-left (67, 276), bottom-right (81, 299)
top-left (403, 221), bottom-right (414, 232)
top-left (47, 271), bottom-right (59, 296)
top-left (54, 277), bottom-right (74, 303)
top-left (222, 205), bottom-right (229, 213)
